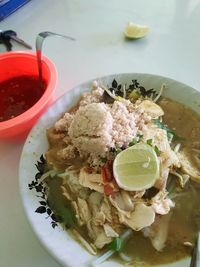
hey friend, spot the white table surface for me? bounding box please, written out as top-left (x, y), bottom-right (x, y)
top-left (0, 0), bottom-right (200, 266)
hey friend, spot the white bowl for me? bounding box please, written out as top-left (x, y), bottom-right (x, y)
top-left (19, 73), bottom-right (200, 267)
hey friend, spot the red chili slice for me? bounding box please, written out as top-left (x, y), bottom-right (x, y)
top-left (104, 184), bottom-right (114, 196)
top-left (101, 160), bottom-right (114, 183)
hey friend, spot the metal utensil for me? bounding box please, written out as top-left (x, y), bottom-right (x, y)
top-left (0, 30), bottom-right (32, 49)
top-left (36, 31), bottom-right (75, 88)
top-left (190, 232), bottom-right (200, 267)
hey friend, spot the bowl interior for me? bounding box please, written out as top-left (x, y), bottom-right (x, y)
top-left (0, 52), bottom-right (51, 83)
top-left (19, 73), bottom-right (200, 267)
top-left (0, 52), bottom-right (57, 139)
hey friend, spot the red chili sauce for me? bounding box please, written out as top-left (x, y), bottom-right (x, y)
top-left (0, 75), bottom-right (46, 122)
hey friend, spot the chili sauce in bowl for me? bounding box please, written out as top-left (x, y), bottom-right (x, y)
top-left (0, 75), bottom-right (46, 122)
top-left (0, 51), bottom-right (57, 140)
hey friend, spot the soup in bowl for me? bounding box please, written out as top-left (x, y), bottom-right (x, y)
top-left (19, 73), bottom-right (200, 267)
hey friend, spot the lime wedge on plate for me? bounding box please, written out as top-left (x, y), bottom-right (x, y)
top-left (113, 143), bottom-right (159, 191)
top-left (124, 22), bottom-right (149, 39)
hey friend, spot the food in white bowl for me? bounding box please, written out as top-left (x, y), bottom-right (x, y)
top-left (19, 73), bottom-right (200, 267)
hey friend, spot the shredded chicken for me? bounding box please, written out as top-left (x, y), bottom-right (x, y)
top-left (87, 220), bottom-right (113, 249)
top-left (79, 168), bottom-right (104, 193)
top-left (103, 224), bottom-right (119, 238)
top-left (63, 169), bottom-right (90, 199)
top-left (151, 190), bottom-right (175, 215)
top-left (143, 212), bottom-right (172, 251)
top-left (118, 203), bottom-right (155, 231)
top-left (177, 149), bottom-right (200, 183)
top-left (143, 124), bottom-right (180, 189)
top-left (94, 230), bottom-right (113, 249)
top-left (77, 198), bottom-right (92, 223)
top-left (137, 100), bottom-right (164, 119)
top-left (109, 196), bottom-right (155, 231)
top-left (100, 198), bottom-right (113, 223)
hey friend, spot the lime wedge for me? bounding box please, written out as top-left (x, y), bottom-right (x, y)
top-left (124, 22), bottom-right (149, 39)
top-left (113, 143), bottom-right (159, 191)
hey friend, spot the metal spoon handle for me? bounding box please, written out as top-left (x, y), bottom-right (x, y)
top-left (190, 232), bottom-right (200, 267)
top-left (36, 31), bottom-right (75, 88)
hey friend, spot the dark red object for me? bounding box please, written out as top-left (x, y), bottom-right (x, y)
top-left (0, 75), bottom-right (46, 122)
top-left (101, 160), bottom-right (119, 196)
top-left (101, 160), bottom-right (114, 183)
top-left (104, 183), bottom-right (114, 196)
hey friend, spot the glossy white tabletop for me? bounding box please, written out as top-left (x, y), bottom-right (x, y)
top-left (0, 0), bottom-right (200, 266)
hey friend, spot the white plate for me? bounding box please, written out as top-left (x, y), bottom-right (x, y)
top-left (19, 73), bottom-right (200, 267)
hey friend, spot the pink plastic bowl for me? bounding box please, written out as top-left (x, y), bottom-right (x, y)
top-left (0, 51), bottom-right (57, 140)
